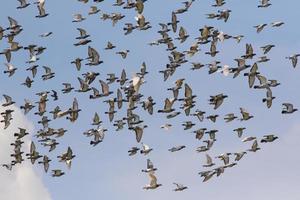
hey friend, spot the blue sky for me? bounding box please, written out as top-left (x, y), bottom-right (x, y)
top-left (0, 0), bottom-right (300, 199)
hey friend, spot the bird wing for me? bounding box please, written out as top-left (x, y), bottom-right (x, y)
top-left (8, 16), bottom-right (18, 27)
top-left (266, 87), bottom-right (272, 98)
top-left (5, 63), bottom-right (14, 70)
top-left (91, 87), bottom-right (100, 96)
top-left (247, 44), bottom-right (254, 55)
top-left (78, 77), bottom-right (88, 89)
top-left (282, 103), bottom-right (292, 110)
top-left (184, 83), bottom-right (192, 98)
top-left (240, 107), bottom-right (250, 119)
top-left (43, 156), bottom-right (49, 172)
top-left (3, 94), bottom-right (12, 103)
top-left (43, 66), bottom-right (52, 74)
top-left (117, 89), bottom-right (122, 107)
top-left (135, 127), bottom-right (143, 143)
top-left (256, 74), bottom-right (267, 85)
top-left (164, 98), bottom-right (172, 110)
top-left (38, 2), bottom-right (46, 16)
top-left (173, 182), bottom-right (180, 188)
top-left (140, 62), bottom-right (147, 74)
top-left (93, 112), bottom-right (100, 123)
top-left (100, 80), bottom-right (109, 94)
top-left (252, 140), bottom-right (258, 150)
top-left (179, 26), bottom-right (186, 38)
top-left (67, 147), bottom-right (73, 158)
top-left (135, 0), bottom-right (144, 14)
top-left (142, 143), bottom-right (150, 151)
top-left (30, 141), bottom-right (36, 154)
top-left (147, 159), bottom-right (154, 169)
top-left (171, 12), bottom-right (177, 32)
top-left (250, 62), bottom-right (258, 73)
top-left (206, 154), bottom-right (213, 164)
top-left (77, 28), bottom-right (87, 37)
top-left (149, 172), bottom-right (158, 186)
top-left (73, 98), bottom-right (78, 110)
top-left (120, 69), bottom-right (127, 82)
top-left (214, 98), bottom-right (223, 109)
top-left (88, 46), bottom-right (100, 62)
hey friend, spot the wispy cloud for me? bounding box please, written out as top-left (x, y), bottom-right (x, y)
top-left (0, 102), bottom-right (52, 200)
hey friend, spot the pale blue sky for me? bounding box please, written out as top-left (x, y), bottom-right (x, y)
top-left (0, 0), bottom-right (300, 199)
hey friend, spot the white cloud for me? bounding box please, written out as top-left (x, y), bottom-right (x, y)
top-left (0, 102), bottom-right (52, 200)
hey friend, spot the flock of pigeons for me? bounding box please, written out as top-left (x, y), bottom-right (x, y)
top-left (0, 0), bottom-right (298, 191)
